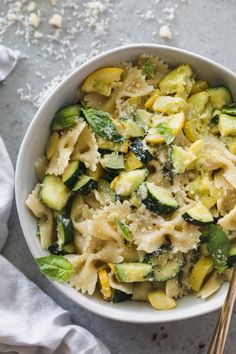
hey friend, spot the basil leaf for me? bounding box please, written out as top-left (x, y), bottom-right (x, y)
top-left (142, 60), bottom-right (156, 79)
top-left (205, 225), bottom-right (230, 272)
top-left (36, 255), bottom-right (74, 282)
top-left (156, 122), bottom-right (175, 144)
top-left (81, 108), bottom-right (124, 143)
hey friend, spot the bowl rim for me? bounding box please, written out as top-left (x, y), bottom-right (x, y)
top-left (15, 43), bottom-right (236, 323)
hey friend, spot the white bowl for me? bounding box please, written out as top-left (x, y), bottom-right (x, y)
top-left (15, 44), bottom-right (236, 323)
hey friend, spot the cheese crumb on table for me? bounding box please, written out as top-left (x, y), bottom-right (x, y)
top-left (27, 2), bottom-right (37, 13)
top-left (159, 24), bottom-right (173, 39)
top-left (28, 13), bottom-right (41, 28)
top-left (49, 14), bottom-right (62, 28)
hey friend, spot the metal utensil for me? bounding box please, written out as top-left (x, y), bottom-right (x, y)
top-left (208, 266), bottom-right (236, 354)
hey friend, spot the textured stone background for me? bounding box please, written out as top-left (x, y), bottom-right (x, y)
top-left (0, 0), bottom-right (236, 353)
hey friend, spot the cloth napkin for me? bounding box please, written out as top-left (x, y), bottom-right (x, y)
top-left (0, 45), bottom-right (110, 354)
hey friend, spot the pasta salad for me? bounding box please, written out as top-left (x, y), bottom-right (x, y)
top-left (26, 54), bottom-right (236, 310)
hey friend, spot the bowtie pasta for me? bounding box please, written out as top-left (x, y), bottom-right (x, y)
top-left (27, 54), bottom-right (236, 311)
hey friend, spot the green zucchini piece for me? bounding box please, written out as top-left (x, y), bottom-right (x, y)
top-left (204, 225), bottom-right (230, 272)
top-left (112, 290), bottom-right (132, 303)
top-left (114, 169), bottom-right (148, 197)
top-left (219, 113), bottom-right (236, 137)
top-left (40, 175), bottom-right (70, 211)
top-left (120, 117), bottom-right (144, 138)
top-left (81, 107), bottom-right (124, 143)
top-left (143, 182), bottom-right (178, 215)
top-left (117, 219), bottom-right (132, 243)
top-left (134, 109), bottom-right (152, 130)
top-left (46, 132), bottom-right (60, 159)
top-left (72, 175), bottom-right (97, 194)
top-left (227, 243), bottom-right (236, 267)
top-left (48, 243), bottom-right (65, 255)
top-left (97, 179), bottom-right (116, 204)
top-left (62, 161), bottom-right (86, 189)
top-left (207, 87), bottom-right (232, 109)
top-left (170, 145), bottom-right (196, 174)
top-left (159, 64), bottom-right (194, 98)
top-left (114, 263), bottom-right (153, 282)
top-left (99, 152), bottom-right (124, 173)
top-left (222, 107), bottom-right (236, 116)
top-left (143, 245), bottom-right (171, 263)
top-left (56, 215), bottom-right (74, 247)
top-left (153, 255), bottom-right (184, 282)
top-left (182, 203), bottom-right (214, 226)
top-left (211, 109), bottom-right (221, 124)
top-left (51, 105), bottom-right (80, 131)
top-left (48, 242), bottom-right (76, 255)
top-left (130, 139), bottom-right (153, 164)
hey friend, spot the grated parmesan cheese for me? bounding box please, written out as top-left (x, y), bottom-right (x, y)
top-left (27, 2), bottom-right (37, 13)
top-left (28, 13), bottom-right (41, 28)
top-left (49, 14), bottom-right (62, 28)
top-left (159, 24), bottom-right (173, 39)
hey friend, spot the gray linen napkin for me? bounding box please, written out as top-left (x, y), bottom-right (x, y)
top-left (0, 45), bottom-right (110, 354)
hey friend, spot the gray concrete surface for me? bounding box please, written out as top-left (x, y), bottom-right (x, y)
top-left (0, 0), bottom-right (236, 353)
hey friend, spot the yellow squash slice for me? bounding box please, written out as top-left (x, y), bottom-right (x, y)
top-left (146, 112), bottom-right (185, 144)
top-left (81, 67), bottom-right (124, 96)
top-left (148, 290), bottom-right (176, 310)
top-left (189, 257), bottom-right (214, 292)
top-left (98, 268), bottom-right (112, 300)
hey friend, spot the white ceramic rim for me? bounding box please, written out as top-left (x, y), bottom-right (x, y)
top-left (15, 44), bottom-right (236, 323)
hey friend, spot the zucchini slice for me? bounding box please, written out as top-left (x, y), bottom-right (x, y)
top-left (227, 243), bottom-right (236, 267)
top-left (119, 117), bottom-right (145, 138)
top-left (130, 139), bottom-right (153, 164)
top-left (190, 80), bottom-right (208, 95)
top-left (97, 178), bottom-right (116, 204)
top-left (182, 203), bottom-right (213, 226)
top-left (153, 257), bottom-right (184, 281)
top-left (117, 219), bottom-right (132, 243)
top-left (170, 145), bottom-right (196, 174)
top-left (135, 109), bottom-right (152, 130)
top-left (222, 107), bottom-right (236, 116)
top-left (207, 87), bottom-right (232, 109)
top-left (196, 272), bottom-right (222, 299)
top-left (148, 290), bottom-right (176, 310)
top-left (56, 215), bottom-right (74, 247)
top-left (100, 152), bottom-right (124, 173)
top-left (62, 161), bottom-right (86, 189)
top-left (81, 67), bottom-right (124, 96)
top-left (72, 175), bottom-right (97, 194)
top-left (40, 175), bottom-right (70, 211)
top-left (143, 182), bottom-right (178, 215)
top-left (153, 254), bottom-right (184, 282)
top-left (112, 289), bottom-right (132, 303)
top-left (112, 169), bottom-right (148, 197)
top-left (46, 132), bottom-right (60, 159)
top-left (114, 263), bottom-right (153, 282)
top-left (51, 105), bottom-right (80, 131)
top-left (219, 113), bottom-right (236, 137)
top-left (159, 64), bottom-right (194, 98)
top-left (97, 136), bottom-right (129, 153)
top-left (221, 136), bottom-right (236, 155)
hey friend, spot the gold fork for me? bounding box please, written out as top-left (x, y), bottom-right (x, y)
top-left (208, 266), bottom-right (236, 354)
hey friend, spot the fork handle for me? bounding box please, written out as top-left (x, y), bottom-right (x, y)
top-left (208, 266), bottom-right (236, 354)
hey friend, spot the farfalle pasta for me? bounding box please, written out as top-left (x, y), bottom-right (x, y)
top-left (27, 54), bottom-right (236, 311)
